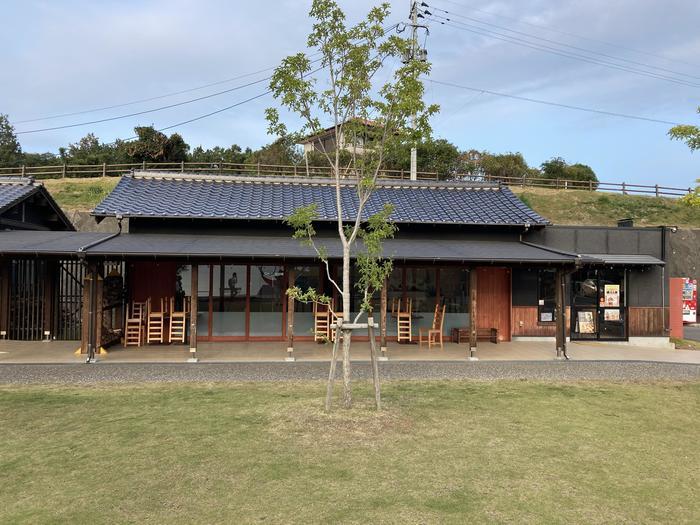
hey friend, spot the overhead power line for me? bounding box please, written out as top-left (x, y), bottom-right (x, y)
top-left (428, 78), bottom-right (686, 126)
top-left (15, 76), bottom-right (273, 135)
top-left (428, 3), bottom-right (700, 81)
top-left (13, 23), bottom-right (399, 127)
top-left (12, 67), bottom-right (277, 124)
top-left (110, 62), bottom-right (326, 144)
top-left (434, 0), bottom-right (700, 70)
top-left (427, 15), bottom-right (700, 89)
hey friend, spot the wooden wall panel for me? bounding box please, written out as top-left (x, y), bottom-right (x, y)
top-left (476, 267), bottom-right (511, 341)
top-left (128, 262), bottom-right (178, 305)
top-left (512, 306), bottom-right (571, 336)
top-left (629, 307), bottom-right (667, 337)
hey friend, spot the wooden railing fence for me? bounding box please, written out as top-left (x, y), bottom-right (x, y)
top-left (0, 162), bottom-right (693, 197)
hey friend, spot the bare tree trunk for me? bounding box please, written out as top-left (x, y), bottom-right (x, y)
top-left (368, 316), bottom-right (381, 410)
top-left (325, 324), bottom-right (341, 413)
top-left (341, 246), bottom-right (352, 408)
top-left (341, 328), bottom-right (352, 408)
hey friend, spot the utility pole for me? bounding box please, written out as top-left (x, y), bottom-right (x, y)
top-left (406, 1), bottom-right (428, 181)
top-left (409, 0), bottom-right (418, 181)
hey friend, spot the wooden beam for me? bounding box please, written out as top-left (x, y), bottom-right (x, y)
top-left (468, 268), bottom-right (478, 359)
top-left (188, 265), bottom-right (198, 362)
top-left (555, 268), bottom-right (565, 359)
top-left (286, 268), bottom-right (295, 361)
top-left (42, 261), bottom-right (56, 340)
top-left (0, 258), bottom-right (9, 338)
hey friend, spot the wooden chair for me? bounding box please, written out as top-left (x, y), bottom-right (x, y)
top-left (146, 297), bottom-right (166, 344)
top-left (169, 296), bottom-right (189, 344)
top-left (419, 304), bottom-right (446, 349)
top-left (396, 297), bottom-right (413, 343)
top-left (314, 302), bottom-right (332, 342)
top-left (124, 300), bottom-right (147, 347)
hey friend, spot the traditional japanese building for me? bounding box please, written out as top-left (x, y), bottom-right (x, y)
top-left (0, 170), bottom-right (669, 359)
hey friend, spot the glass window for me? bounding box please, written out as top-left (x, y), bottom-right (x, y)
top-left (196, 265), bottom-right (210, 337)
top-left (538, 269), bottom-right (556, 323)
top-left (291, 265), bottom-right (321, 336)
top-left (212, 265), bottom-right (247, 336)
top-left (405, 267), bottom-right (437, 332)
top-left (440, 268), bottom-right (470, 334)
top-left (249, 265), bottom-right (284, 336)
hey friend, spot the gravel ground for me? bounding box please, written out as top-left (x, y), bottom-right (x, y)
top-left (0, 361), bottom-right (698, 385)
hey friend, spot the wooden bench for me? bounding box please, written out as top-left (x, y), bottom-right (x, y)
top-left (477, 328), bottom-right (499, 344)
top-left (451, 327), bottom-right (500, 344)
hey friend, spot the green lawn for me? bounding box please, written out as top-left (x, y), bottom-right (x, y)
top-left (1, 381), bottom-right (698, 524)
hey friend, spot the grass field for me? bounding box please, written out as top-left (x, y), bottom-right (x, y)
top-left (1, 381), bottom-right (698, 524)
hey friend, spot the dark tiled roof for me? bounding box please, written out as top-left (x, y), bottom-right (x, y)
top-left (0, 177), bottom-right (74, 231)
top-left (0, 177), bottom-right (39, 213)
top-left (94, 172), bottom-right (549, 226)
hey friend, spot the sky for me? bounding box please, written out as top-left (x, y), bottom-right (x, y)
top-left (1, 0), bottom-right (699, 188)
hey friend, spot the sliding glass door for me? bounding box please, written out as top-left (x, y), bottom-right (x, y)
top-left (196, 263), bottom-right (284, 340)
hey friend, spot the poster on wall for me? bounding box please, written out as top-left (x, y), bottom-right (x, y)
top-left (604, 309), bottom-right (620, 322)
top-left (604, 284), bottom-right (620, 307)
top-left (577, 311), bottom-right (596, 334)
top-left (682, 278), bottom-right (697, 323)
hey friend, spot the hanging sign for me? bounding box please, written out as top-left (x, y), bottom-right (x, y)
top-left (604, 284), bottom-right (620, 307)
top-left (682, 278), bottom-right (697, 323)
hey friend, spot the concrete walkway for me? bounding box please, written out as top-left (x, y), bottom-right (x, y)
top-left (1, 339), bottom-right (700, 364)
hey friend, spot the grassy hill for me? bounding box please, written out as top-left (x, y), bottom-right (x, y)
top-left (41, 177), bottom-right (700, 228)
top-left (511, 187), bottom-right (699, 228)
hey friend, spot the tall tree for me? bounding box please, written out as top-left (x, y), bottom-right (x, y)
top-left (669, 107), bottom-right (700, 152)
top-left (384, 137), bottom-right (460, 178)
top-left (669, 107), bottom-right (700, 207)
top-left (0, 114), bottom-right (23, 167)
top-left (120, 126), bottom-right (190, 163)
top-left (267, 0), bottom-right (436, 410)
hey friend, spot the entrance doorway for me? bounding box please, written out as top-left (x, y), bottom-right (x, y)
top-left (570, 268), bottom-right (627, 341)
top-left (475, 267), bottom-right (511, 342)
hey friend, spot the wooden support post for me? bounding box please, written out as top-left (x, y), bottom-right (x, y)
top-left (102, 162), bottom-right (107, 177)
top-left (84, 262), bottom-right (99, 362)
top-left (468, 268), bottom-right (478, 360)
top-left (0, 258), bottom-right (9, 339)
top-left (286, 268), bottom-right (295, 361)
top-left (61, 164), bottom-right (66, 178)
top-left (180, 160), bottom-right (185, 173)
top-left (42, 261), bottom-right (56, 341)
top-left (367, 316), bottom-right (381, 410)
top-left (379, 279), bottom-right (387, 359)
top-left (188, 265), bottom-right (198, 362)
top-left (655, 184), bottom-right (659, 197)
top-left (555, 269), bottom-right (566, 359)
top-left (622, 182), bottom-right (627, 195)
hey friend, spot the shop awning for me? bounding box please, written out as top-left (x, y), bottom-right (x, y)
top-left (0, 231), bottom-right (112, 256)
top-left (582, 253), bottom-right (665, 266)
top-left (0, 231), bottom-right (579, 264)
